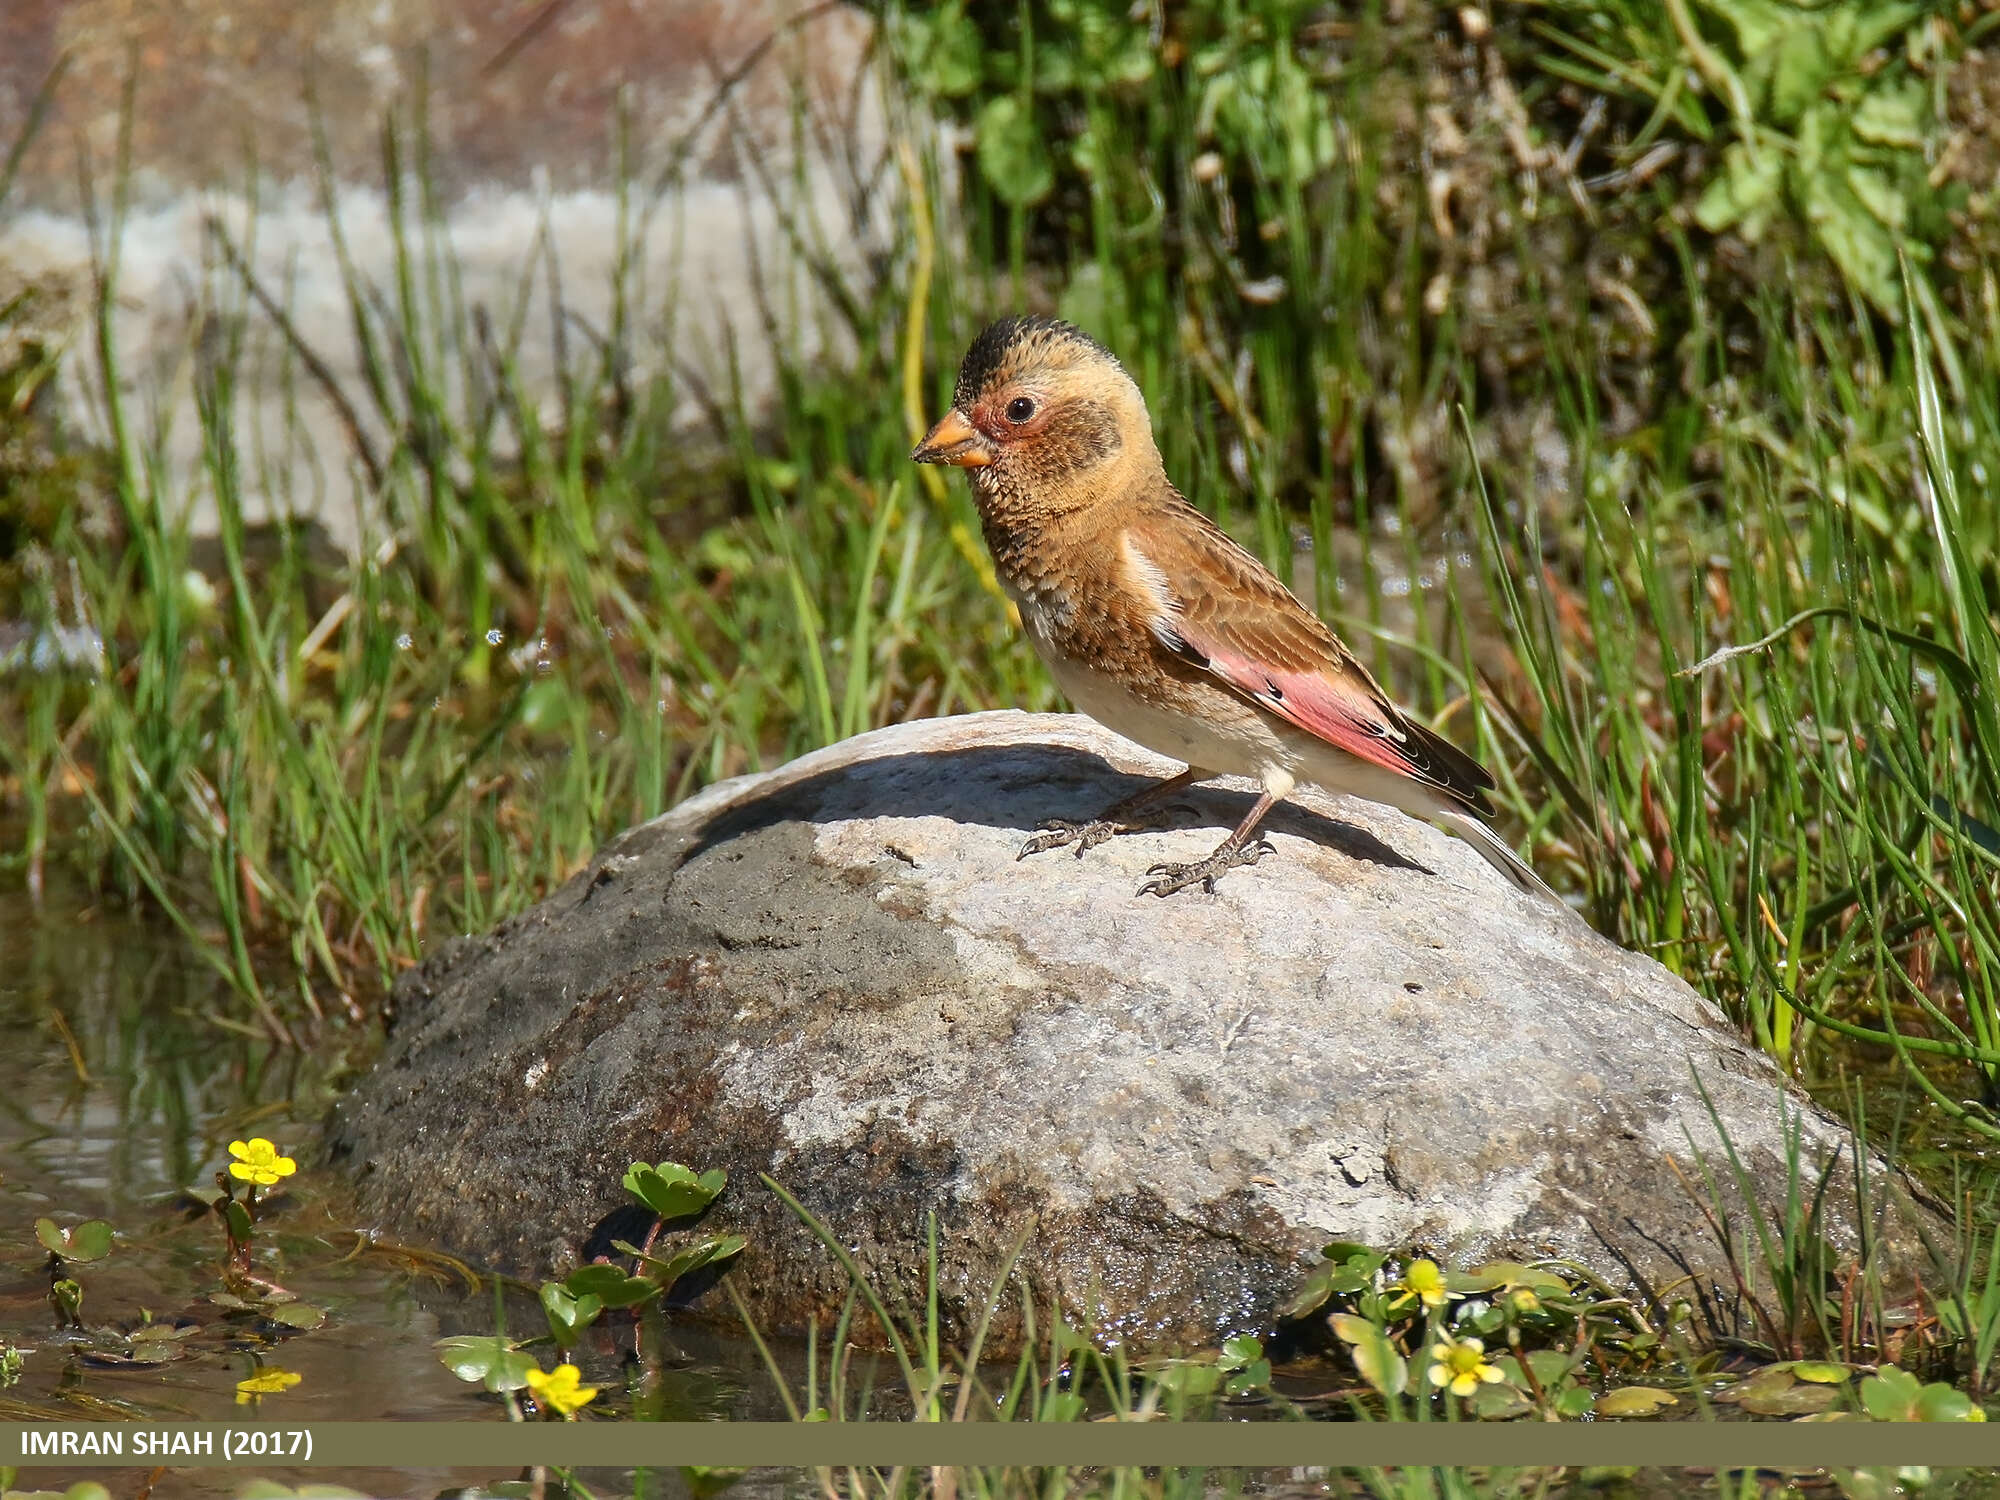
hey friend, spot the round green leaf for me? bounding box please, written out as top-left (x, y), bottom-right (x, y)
top-left (621, 1162), bottom-right (726, 1222)
top-left (1220, 1335), bottom-right (1262, 1367)
top-left (975, 96), bottom-right (1054, 207)
top-left (434, 1334), bottom-right (535, 1392)
top-left (1596, 1386), bottom-right (1678, 1417)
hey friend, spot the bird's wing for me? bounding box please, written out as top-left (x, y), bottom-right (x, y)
top-left (1124, 504), bottom-right (1496, 815)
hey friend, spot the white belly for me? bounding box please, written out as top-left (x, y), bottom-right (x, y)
top-left (1008, 579), bottom-right (1298, 795)
top-left (1041, 652), bottom-right (1299, 797)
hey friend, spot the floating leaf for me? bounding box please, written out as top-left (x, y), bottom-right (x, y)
top-left (1860, 1364), bottom-right (1987, 1422)
top-left (1220, 1335), bottom-right (1262, 1368)
top-left (1224, 1359), bottom-right (1271, 1397)
top-left (621, 1162), bottom-right (726, 1223)
top-left (435, 1334), bottom-right (536, 1393)
top-left (1794, 1361), bottom-right (1852, 1385)
top-left (34, 1219), bottom-right (112, 1264)
top-left (1149, 1359), bottom-right (1222, 1396)
top-left (1739, 1371), bottom-right (1838, 1416)
top-left (1525, 1349), bottom-right (1577, 1387)
top-left (129, 1323), bottom-right (198, 1344)
top-left (1915, 1384), bottom-right (1984, 1422)
top-left (1597, 1385), bottom-right (1678, 1417)
top-left (1555, 1385), bottom-right (1599, 1417)
top-left (265, 1303), bottom-right (326, 1331)
top-left (1470, 1380), bottom-right (1530, 1420)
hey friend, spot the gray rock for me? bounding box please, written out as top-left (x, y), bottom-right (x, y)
top-left (332, 711), bottom-right (1926, 1349)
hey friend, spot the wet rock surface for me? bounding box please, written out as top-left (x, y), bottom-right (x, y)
top-left (333, 711), bottom-right (1927, 1349)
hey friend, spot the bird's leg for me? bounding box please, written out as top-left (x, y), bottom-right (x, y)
top-left (1018, 767), bottom-right (1210, 860)
top-left (1137, 790), bottom-right (1279, 898)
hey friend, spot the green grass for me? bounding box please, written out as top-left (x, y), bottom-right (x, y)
top-left (13, 1), bottom-right (1996, 1128)
top-left (2, 0), bottom-right (2000, 1375)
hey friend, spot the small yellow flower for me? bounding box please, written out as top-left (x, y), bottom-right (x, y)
top-left (1509, 1287), bottom-right (1541, 1314)
top-left (1428, 1336), bottom-right (1505, 1398)
top-left (1389, 1258), bottom-right (1450, 1312)
top-left (228, 1139), bottom-right (297, 1187)
top-left (235, 1368), bottom-right (302, 1404)
top-left (525, 1363), bottom-right (598, 1418)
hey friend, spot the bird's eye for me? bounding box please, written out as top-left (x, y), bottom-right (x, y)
top-left (1005, 396), bottom-right (1036, 424)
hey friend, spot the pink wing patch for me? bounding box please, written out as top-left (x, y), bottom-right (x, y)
top-left (1175, 626), bottom-right (1416, 779)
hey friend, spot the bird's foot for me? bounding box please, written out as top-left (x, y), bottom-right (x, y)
top-left (1018, 817), bottom-right (1128, 860)
top-left (1137, 838), bottom-right (1276, 898)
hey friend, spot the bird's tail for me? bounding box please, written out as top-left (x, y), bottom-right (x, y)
top-left (1295, 748), bottom-right (1569, 911)
top-left (1433, 806), bottom-right (1567, 910)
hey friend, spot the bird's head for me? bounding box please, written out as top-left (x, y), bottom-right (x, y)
top-left (911, 316), bottom-right (1157, 513)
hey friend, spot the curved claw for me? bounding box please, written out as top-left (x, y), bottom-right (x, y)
top-left (1136, 838), bottom-right (1276, 898)
top-left (1018, 817), bottom-right (1124, 861)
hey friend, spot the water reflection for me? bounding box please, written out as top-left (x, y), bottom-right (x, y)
top-left (0, 862), bottom-right (781, 1493)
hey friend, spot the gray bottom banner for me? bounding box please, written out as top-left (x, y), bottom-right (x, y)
top-left (3, 1422), bottom-right (1998, 1469)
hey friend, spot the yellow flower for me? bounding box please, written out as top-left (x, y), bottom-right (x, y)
top-left (1428, 1336), bottom-right (1505, 1398)
top-left (1389, 1258), bottom-right (1450, 1312)
top-left (228, 1138), bottom-right (297, 1187)
top-left (1509, 1287), bottom-right (1541, 1314)
top-left (525, 1363), bottom-right (598, 1418)
top-left (235, 1368), bottom-right (302, 1404)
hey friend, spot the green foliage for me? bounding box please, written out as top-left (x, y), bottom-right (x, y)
top-left (32, 1219), bottom-right (111, 1264)
top-left (1540, 0), bottom-right (1962, 310)
top-left (562, 1263), bottom-right (662, 1310)
top-left (621, 1162), bottom-right (727, 1223)
top-left (539, 1283), bottom-right (605, 1350)
top-left (435, 1333), bottom-right (537, 1392)
top-left (1858, 1363), bottom-right (1987, 1421)
top-left (618, 1234), bottom-right (746, 1295)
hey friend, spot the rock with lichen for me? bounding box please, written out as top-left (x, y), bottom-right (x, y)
top-left (332, 710), bottom-right (1936, 1350)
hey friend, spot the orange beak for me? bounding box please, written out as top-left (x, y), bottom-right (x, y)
top-left (911, 409), bottom-right (994, 468)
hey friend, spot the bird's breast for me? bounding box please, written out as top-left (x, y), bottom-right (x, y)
top-left (1000, 572), bottom-right (1080, 656)
top-left (998, 571), bottom-right (1291, 782)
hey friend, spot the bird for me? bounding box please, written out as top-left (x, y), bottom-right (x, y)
top-left (910, 314), bottom-right (1560, 905)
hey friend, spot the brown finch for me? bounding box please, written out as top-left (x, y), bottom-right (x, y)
top-left (912, 315), bottom-right (1559, 904)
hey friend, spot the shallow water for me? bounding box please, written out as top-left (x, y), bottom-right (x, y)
top-left (0, 869), bottom-right (803, 1495)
